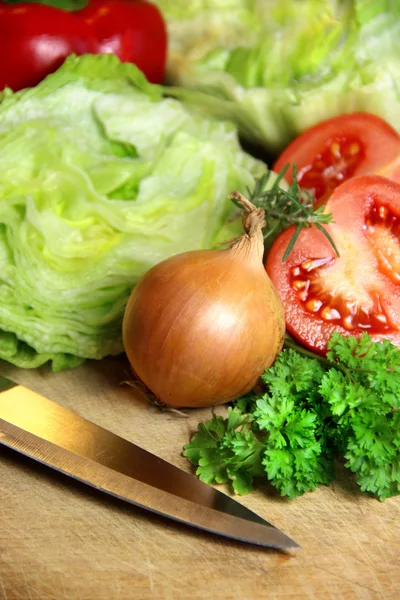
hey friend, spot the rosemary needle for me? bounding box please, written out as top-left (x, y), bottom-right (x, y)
top-left (232, 164), bottom-right (340, 260)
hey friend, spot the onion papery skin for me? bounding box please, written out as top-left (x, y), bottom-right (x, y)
top-left (123, 246), bottom-right (285, 408)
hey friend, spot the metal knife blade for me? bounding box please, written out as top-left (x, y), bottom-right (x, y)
top-left (0, 375), bottom-right (300, 552)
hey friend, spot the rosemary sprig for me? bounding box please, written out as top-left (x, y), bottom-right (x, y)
top-left (232, 164), bottom-right (339, 260)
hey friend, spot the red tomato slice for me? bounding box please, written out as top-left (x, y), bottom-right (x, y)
top-left (273, 113), bottom-right (400, 206)
top-left (266, 175), bottom-right (400, 354)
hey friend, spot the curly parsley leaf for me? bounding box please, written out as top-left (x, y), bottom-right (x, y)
top-left (184, 333), bottom-right (400, 501)
top-left (344, 410), bottom-right (400, 500)
top-left (183, 408), bottom-right (264, 495)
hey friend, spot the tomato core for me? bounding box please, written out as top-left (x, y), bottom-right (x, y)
top-left (297, 136), bottom-right (365, 203)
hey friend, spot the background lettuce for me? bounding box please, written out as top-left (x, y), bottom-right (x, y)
top-left (150, 0), bottom-right (263, 63)
top-left (157, 0), bottom-right (400, 154)
top-left (0, 54), bottom-right (265, 370)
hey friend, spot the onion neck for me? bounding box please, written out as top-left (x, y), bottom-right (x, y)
top-left (228, 191), bottom-right (266, 266)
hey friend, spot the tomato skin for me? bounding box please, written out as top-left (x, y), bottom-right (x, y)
top-left (273, 113), bottom-right (400, 206)
top-left (0, 4), bottom-right (96, 91)
top-left (80, 0), bottom-right (167, 84)
top-left (266, 175), bottom-right (400, 354)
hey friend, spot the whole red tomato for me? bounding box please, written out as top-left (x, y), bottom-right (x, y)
top-left (274, 113), bottom-right (400, 207)
top-left (0, 3), bottom-right (96, 91)
top-left (266, 175), bottom-right (400, 354)
top-left (80, 0), bottom-right (167, 84)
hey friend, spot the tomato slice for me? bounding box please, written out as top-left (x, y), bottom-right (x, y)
top-left (265, 175), bottom-right (400, 354)
top-left (273, 113), bottom-right (400, 206)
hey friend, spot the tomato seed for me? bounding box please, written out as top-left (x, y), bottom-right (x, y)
top-left (342, 315), bottom-right (355, 330)
top-left (292, 279), bottom-right (307, 290)
top-left (348, 143), bottom-right (360, 157)
top-left (300, 257), bottom-right (333, 272)
top-left (375, 313), bottom-right (388, 324)
top-left (321, 306), bottom-right (341, 321)
top-left (345, 300), bottom-right (357, 314)
top-left (330, 142), bottom-right (341, 159)
top-left (305, 298), bottom-right (323, 312)
top-left (378, 205), bottom-right (388, 219)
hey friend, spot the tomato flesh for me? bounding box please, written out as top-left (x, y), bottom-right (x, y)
top-left (266, 175), bottom-right (400, 353)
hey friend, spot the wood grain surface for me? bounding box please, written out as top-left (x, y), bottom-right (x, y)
top-left (0, 355), bottom-right (399, 600)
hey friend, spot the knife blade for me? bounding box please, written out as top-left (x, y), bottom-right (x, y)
top-left (0, 374), bottom-right (300, 552)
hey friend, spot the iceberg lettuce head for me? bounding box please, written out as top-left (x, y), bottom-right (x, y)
top-left (0, 54), bottom-right (265, 370)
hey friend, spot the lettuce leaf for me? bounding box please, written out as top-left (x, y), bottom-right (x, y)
top-left (0, 54), bottom-right (265, 370)
top-left (152, 0), bottom-right (262, 68)
top-left (159, 0), bottom-right (400, 153)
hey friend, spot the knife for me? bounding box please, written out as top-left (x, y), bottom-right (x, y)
top-left (0, 374), bottom-right (300, 552)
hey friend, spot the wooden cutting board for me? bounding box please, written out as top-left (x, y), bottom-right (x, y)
top-left (0, 355), bottom-right (399, 600)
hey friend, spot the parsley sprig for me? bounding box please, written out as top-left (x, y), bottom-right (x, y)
top-left (231, 165), bottom-right (339, 260)
top-left (183, 332), bottom-right (400, 501)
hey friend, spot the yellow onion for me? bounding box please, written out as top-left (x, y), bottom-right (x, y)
top-left (122, 193), bottom-right (285, 408)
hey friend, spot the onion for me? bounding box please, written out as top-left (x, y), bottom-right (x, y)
top-left (122, 192), bottom-right (285, 408)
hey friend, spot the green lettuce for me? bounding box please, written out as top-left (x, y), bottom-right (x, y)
top-left (0, 54), bottom-right (265, 370)
top-left (158, 0), bottom-right (400, 154)
top-left (152, 0), bottom-right (263, 70)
